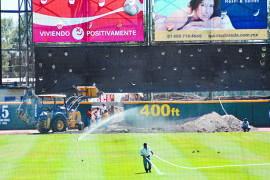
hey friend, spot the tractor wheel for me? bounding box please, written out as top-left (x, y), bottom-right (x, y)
top-left (53, 117), bottom-right (67, 132)
top-left (38, 128), bottom-right (49, 134)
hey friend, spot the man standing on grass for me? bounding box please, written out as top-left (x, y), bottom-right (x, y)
top-left (140, 143), bottom-right (154, 173)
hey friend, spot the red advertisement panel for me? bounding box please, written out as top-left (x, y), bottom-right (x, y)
top-left (33, 0), bottom-right (144, 42)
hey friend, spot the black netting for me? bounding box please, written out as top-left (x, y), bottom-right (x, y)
top-left (35, 44), bottom-right (270, 94)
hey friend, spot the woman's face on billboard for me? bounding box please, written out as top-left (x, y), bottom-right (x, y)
top-left (196, 0), bottom-right (214, 21)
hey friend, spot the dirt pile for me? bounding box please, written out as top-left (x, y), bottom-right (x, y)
top-left (176, 112), bottom-right (256, 133)
top-left (103, 111), bottom-right (256, 133)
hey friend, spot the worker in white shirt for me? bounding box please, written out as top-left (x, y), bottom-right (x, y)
top-left (100, 104), bottom-right (107, 115)
top-left (139, 143), bottom-right (154, 173)
top-left (93, 107), bottom-right (100, 123)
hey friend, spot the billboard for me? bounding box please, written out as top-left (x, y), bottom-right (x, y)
top-left (154, 0), bottom-right (268, 41)
top-left (33, 0), bottom-right (144, 42)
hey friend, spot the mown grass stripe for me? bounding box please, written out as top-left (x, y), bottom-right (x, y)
top-left (157, 133), bottom-right (209, 180)
top-left (162, 133), bottom-right (260, 180)
top-left (1, 132), bottom-right (270, 179)
top-left (96, 134), bottom-right (143, 179)
top-left (161, 133), bottom-right (220, 179)
top-left (0, 135), bottom-right (39, 180)
top-left (227, 132), bottom-right (270, 157)
top-left (8, 134), bottom-right (71, 180)
top-left (59, 134), bottom-right (105, 180)
top-left (192, 132), bottom-right (270, 180)
top-left (217, 132), bottom-right (270, 180)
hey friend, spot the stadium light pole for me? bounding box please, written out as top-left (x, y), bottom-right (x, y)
top-left (18, 0), bottom-right (22, 86)
top-left (146, 0), bottom-right (151, 46)
top-left (25, 0), bottom-right (29, 86)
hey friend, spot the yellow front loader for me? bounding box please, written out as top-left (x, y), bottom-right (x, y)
top-left (16, 86), bottom-right (102, 133)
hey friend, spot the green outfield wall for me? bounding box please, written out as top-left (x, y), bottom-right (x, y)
top-left (124, 100), bottom-right (270, 127)
top-left (1, 100), bottom-right (269, 130)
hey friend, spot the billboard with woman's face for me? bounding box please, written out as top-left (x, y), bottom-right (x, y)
top-left (33, 0), bottom-right (144, 43)
top-left (154, 0), bottom-right (267, 41)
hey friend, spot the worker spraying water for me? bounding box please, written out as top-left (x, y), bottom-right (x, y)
top-left (146, 156), bottom-right (164, 175)
top-left (139, 142), bottom-right (164, 174)
top-left (139, 143), bottom-right (154, 173)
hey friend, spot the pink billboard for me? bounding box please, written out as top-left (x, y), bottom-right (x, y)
top-left (33, 0), bottom-right (144, 42)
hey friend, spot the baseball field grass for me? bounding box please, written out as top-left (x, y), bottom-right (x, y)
top-left (0, 132), bottom-right (270, 180)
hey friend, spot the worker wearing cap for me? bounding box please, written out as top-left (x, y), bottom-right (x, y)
top-left (140, 143), bottom-right (154, 173)
top-left (242, 118), bottom-right (251, 132)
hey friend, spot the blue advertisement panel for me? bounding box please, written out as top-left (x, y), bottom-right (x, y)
top-left (154, 0), bottom-right (267, 41)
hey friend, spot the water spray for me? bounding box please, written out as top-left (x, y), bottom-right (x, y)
top-left (77, 115), bottom-right (113, 141)
top-left (77, 107), bottom-right (138, 141)
top-left (146, 157), bottom-right (164, 174)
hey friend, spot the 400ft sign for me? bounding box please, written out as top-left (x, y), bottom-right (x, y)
top-left (140, 104), bottom-right (180, 117)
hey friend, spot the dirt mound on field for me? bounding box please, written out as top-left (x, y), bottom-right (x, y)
top-left (95, 111), bottom-right (257, 133)
top-left (175, 112), bottom-right (256, 133)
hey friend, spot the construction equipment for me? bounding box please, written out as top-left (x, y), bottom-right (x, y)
top-left (16, 86), bottom-right (102, 133)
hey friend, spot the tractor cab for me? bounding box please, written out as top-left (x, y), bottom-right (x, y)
top-left (38, 94), bottom-right (67, 115)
